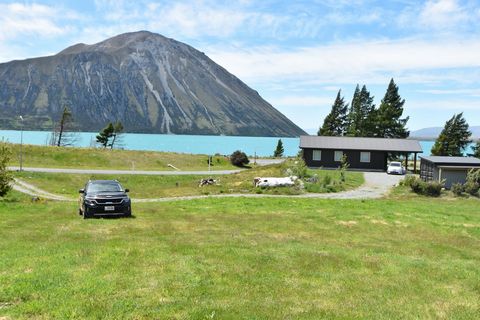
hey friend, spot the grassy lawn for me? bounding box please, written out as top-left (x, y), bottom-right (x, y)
top-left (8, 144), bottom-right (237, 171)
top-left (14, 164), bottom-right (364, 198)
top-left (0, 191), bottom-right (479, 319)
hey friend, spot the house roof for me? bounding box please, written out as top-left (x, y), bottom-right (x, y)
top-left (420, 156), bottom-right (480, 166)
top-left (299, 135), bottom-right (423, 153)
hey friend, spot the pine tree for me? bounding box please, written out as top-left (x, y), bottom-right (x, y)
top-left (346, 85), bottom-right (376, 137)
top-left (376, 79), bottom-right (409, 138)
top-left (96, 123), bottom-right (115, 148)
top-left (273, 139), bottom-right (284, 157)
top-left (431, 113), bottom-right (472, 156)
top-left (318, 90), bottom-right (349, 136)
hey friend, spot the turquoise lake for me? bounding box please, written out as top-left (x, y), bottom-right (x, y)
top-left (0, 130), bottom-right (473, 157)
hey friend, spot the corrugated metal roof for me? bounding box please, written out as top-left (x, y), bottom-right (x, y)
top-left (299, 135), bottom-right (423, 152)
top-left (420, 156), bottom-right (480, 165)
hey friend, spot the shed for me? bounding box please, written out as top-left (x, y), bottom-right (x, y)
top-left (419, 156), bottom-right (480, 189)
top-left (299, 135), bottom-right (423, 171)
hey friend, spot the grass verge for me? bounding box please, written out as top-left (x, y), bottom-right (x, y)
top-left (8, 144), bottom-right (237, 171)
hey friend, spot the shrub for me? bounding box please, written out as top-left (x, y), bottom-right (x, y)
top-left (409, 178), bottom-right (424, 194)
top-left (230, 150), bottom-right (249, 167)
top-left (423, 181), bottom-right (443, 197)
top-left (466, 169), bottom-right (480, 185)
top-left (289, 157), bottom-right (308, 179)
top-left (407, 177), bottom-right (443, 197)
top-left (451, 183), bottom-right (464, 196)
top-left (0, 142), bottom-right (13, 197)
top-left (400, 175), bottom-right (417, 187)
top-left (464, 181), bottom-right (479, 196)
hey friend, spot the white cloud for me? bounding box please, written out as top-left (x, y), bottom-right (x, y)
top-left (408, 99), bottom-right (480, 110)
top-left (419, 0), bottom-right (469, 29)
top-left (269, 96), bottom-right (334, 107)
top-left (0, 3), bottom-right (73, 41)
top-left (206, 38), bottom-right (480, 85)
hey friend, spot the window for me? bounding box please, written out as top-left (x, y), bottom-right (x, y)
top-left (360, 152), bottom-right (371, 163)
top-left (312, 150), bottom-right (322, 161)
top-left (334, 151), bottom-right (343, 162)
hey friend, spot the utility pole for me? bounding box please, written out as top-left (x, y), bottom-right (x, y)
top-left (19, 116), bottom-right (24, 171)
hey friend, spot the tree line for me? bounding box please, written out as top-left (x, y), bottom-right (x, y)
top-left (318, 79), bottom-right (409, 139)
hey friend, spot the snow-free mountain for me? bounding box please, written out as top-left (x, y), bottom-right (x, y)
top-left (411, 126), bottom-right (480, 140)
top-left (0, 31), bottom-right (305, 137)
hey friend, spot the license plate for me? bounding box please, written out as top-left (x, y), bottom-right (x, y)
top-left (104, 206), bottom-right (115, 211)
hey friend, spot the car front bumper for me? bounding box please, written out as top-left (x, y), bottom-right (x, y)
top-left (84, 203), bottom-right (131, 217)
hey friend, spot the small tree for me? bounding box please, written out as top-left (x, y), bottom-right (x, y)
top-left (96, 123), bottom-right (114, 148)
top-left (109, 121), bottom-right (124, 149)
top-left (50, 106), bottom-right (78, 147)
top-left (230, 150), bottom-right (249, 167)
top-left (0, 142), bottom-right (13, 197)
top-left (273, 139), bottom-right (284, 157)
top-left (339, 154), bottom-right (349, 182)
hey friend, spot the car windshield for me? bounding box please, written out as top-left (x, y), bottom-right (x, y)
top-left (87, 182), bottom-right (123, 193)
top-left (390, 162), bottom-right (401, 167)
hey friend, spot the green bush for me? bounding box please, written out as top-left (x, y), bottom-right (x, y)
top-left (230, 150), bottom-right (249, 167)
top-left (464, 181), bottom-right (479, 196)
top-left (466, 169), bottom-right (480, 185)
top-left (0, 142), bottom-right (13, 197)
top-left (407, 177), bottom-right (443, 197)
top-left (289, 157), bottom-right (308, 179)
top-left (423, 181), bottom-right (443, 197)
top-left (400, 175), bottom-right (417, 187)
top-left (451, 183), bottom-right (464, 196)
top-left (409, 178), bottom-right (424, 194)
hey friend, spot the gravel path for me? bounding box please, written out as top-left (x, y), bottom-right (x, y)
top-left (12, 172), bottom-right (404, 202)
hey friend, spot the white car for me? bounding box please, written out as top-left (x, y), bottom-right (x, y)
top-left (387, 161), bottom-right (406, 175)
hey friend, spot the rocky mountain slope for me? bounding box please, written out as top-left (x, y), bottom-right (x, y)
top-left (0, 31), bottom-right (305, 137)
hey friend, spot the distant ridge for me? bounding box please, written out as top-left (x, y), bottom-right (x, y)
top-left (411, 126), bottom-right (480, 140)
top-left (0, 31), bottom-right (305, 137)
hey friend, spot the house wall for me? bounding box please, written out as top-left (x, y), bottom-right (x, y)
top-left (302, 148), bottom-right (387, 170)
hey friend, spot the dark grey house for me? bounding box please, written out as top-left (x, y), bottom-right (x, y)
top-left (420, 156), bottom-right (480, 188)
top-left (300, 135), bottom-right (423, 171)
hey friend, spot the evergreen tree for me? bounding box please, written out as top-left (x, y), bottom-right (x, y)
top-left (318, 90), bottom-right (349, 136)
top-left (273, 139), bottom-right (284, 157)
top-left (376, 79), bottom-right (409, 138)
top-left (346, 85), bottom-right (376, 137)
top-left (431, 113), bottom-right (472, 156)
top-left (96, 123), bottom-right (115, 148)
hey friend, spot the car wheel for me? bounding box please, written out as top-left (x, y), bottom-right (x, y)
top-left (83, 209), bottom-right (91, 219)
top-left (124, 211), bottom-right (132, 218)
top-left (78, 208), bottom-right (82, 216)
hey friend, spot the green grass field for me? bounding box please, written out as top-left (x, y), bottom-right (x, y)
top-left (8, 144), bottom-right (237, 171)
top-left (14, 164), bottom-right (364, 198)
top-left (0, 190), bottom-right (479, 319)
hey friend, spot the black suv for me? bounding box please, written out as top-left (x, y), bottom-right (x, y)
top-left (79, 180), bottom-right (131, 219)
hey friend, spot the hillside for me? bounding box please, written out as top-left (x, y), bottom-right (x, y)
top-left (0, 31), bottom-right (305, 137)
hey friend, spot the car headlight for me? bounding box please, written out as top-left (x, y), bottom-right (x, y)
top-left (84, 198), bottom-right (96, 206)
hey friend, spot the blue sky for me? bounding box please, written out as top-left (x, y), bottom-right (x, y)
top-left (1, 0), bottom-right (479, 133)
